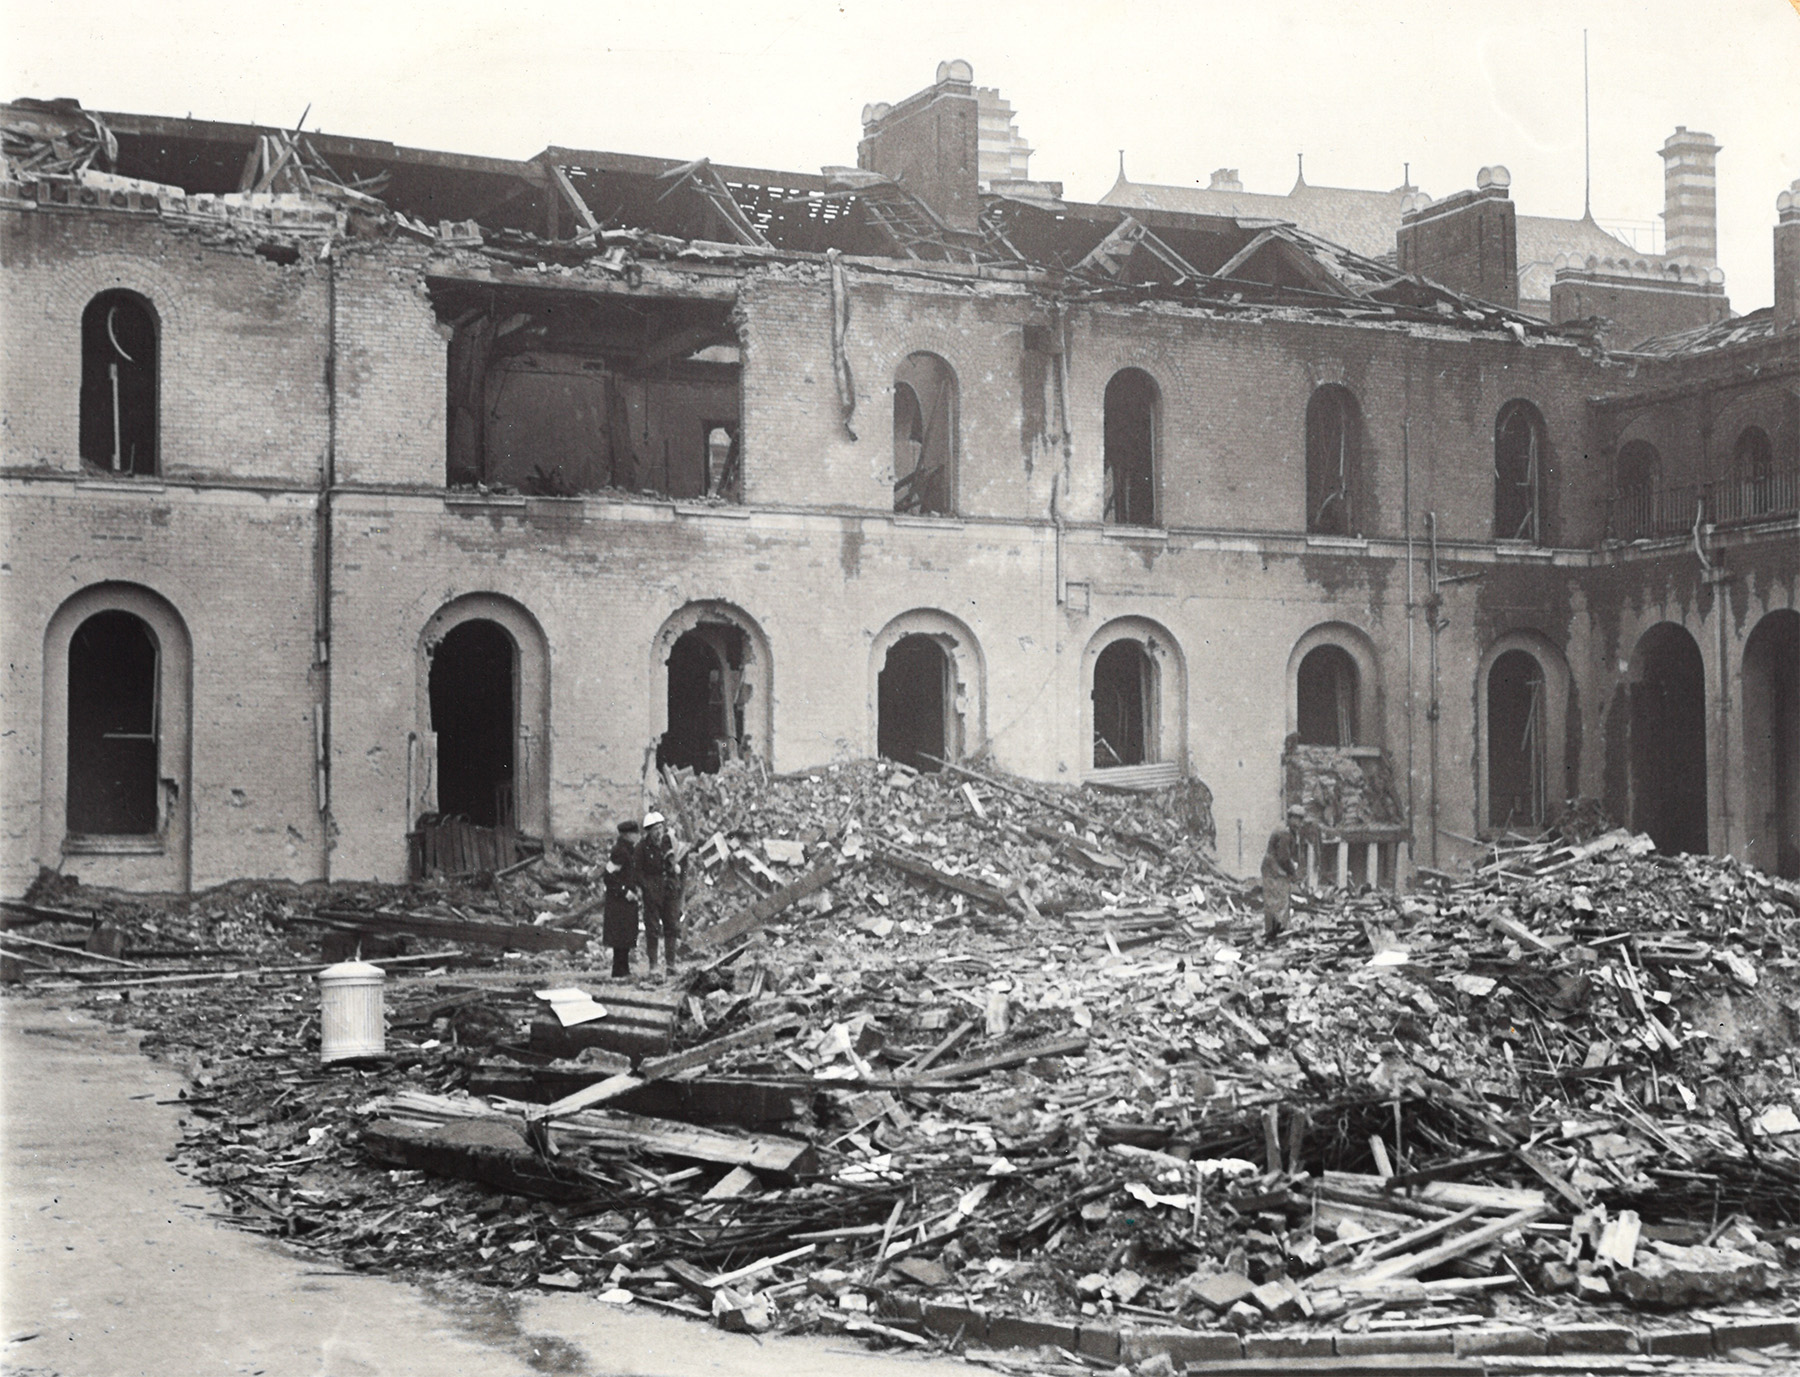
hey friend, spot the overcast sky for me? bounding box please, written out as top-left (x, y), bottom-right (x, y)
top-left (4, 0), bottom-right (1796, 307)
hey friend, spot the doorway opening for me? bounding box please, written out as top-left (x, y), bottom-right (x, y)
top-left (1743, 610), bottom-right (1799, 878)
top-left (1093, 640), bottom-right (1154, 768)
top-left (67, 610), bottom-right (159, 835)
top-left (1488, 649), bottom-right (1546, 831)
top-left (1629, 623), bottom-right (1707, 854)
top-left (428, 619), bottom-right (517, 828)
top-left (659, 624), bottom-right (747, 775)
top-left (1296, 644), bottom-right (1359, 746)
top-left (878, 634), bottom-right (951, 771)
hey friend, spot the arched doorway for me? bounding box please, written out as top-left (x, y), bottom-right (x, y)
top-left (66, 610), bottom-right (160, 836)
top-left (428, 619), bottom-right (517, 828)
top-left (1296, 644), bottom-right (1359, 746)
top-left (658, 623), bottom-right (748, 775)
top-left (1487, 649), bottom-right (1546, 831)
top-left (1630, 623), bottom-right (1707, 854)
top-left (1093, 639), bottom-right (1154, 768)
top-left (1743, 609), bottom-right (1799, 878)
top-left (878, 634), bottom-right (950, 771)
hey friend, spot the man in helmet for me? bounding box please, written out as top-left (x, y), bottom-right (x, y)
top-left (600, 819), bottom-right (641, 978)
top-left (636, 811), bottom-right (684, 975)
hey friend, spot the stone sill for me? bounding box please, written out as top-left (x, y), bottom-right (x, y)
top-left (63, 834), bottom-right (166, 856)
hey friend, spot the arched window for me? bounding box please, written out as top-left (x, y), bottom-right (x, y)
top-left (1305, 386), bottom-right (1359, 535)
top-left (893, 353), bottom-right (957, 515)
top-left (1629, 623), bottom-right (1707, 855)
top-left (67, 610), bottom-right (160, 835)
top-left (1735, 426), bottom-right (1774, 517)
top-left (1103, 368), bottom-right (1158, 527)
top-left (1092, 639), bottom-right (1155, 767)
top-left (1296, 644), bottom-right (1359, 746)
top-left (1617, 439), bottom-right (1661, 494)
top-left (1487, 650), bottom-right (1546, 831)
top-left (878, 634), bottom-right (953, 772)
top-left (1494, 401), bottom-right (1546, 543)
top-left (660, 623), bottom-right (749, 776)
top-left (80, 291), bottom-right (158, 475)
top-left (1614, 439), bottom-right (1663, 539)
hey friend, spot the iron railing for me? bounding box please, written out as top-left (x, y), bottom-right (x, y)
top-left (1607, 465), bottom-right (1798, 541)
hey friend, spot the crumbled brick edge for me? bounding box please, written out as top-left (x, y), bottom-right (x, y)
top-left (872, 1293), bottom-right (1800, 1364)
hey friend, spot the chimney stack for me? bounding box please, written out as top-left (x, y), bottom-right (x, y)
top-left (1208, 168), bottom-right (1242, 192)
top-left (857, 60), bottom-right (981, 231)
top-left (1659, 127), bottom-right (1721, 267)
top-left (1776, 180), bottom-right (1800, 333)
top-left (1396, 166), bottom-right (1518, 307)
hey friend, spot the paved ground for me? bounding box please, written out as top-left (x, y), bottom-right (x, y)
top-left (0, 997), bottom-right (970, 1377)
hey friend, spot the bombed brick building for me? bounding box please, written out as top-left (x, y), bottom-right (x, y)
top-left (2, 62), bottom-right (1796, 897)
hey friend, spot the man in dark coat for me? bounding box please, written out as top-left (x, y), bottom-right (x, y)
top-left (602, 820), bottom-right (641, 978)
top-left (1261, 806), bottom-right (1306, 941)
top-left (636, 811), bottom-right (683, 975)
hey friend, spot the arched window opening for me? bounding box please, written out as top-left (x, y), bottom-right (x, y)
top-left (1613, 439), bottom-right (1662, 539)
top-left (1296, 644), bottom-right (1359, 746)
top-left (428, 619), bottom-right (517, 828)
top-left (1488, 650), bottom-right (1546, 831)
top-left (893, 353), bottom-right (957, 515)
top-left (1305, 386), bottom-right (1359, 536)
top-left (67, 610), bottom-right (160, 835)
top-left (878, 634), bottom-right (951, 772)
top-left (1103, 369), bottom-right (1158, 527)
top-left (1629, 624), bottom-right (1707, 855)
top-left (1735, 426), bottom-right (1775, 517)
top-left (659, 624), bottom-right (748, 775)
top-left (1743, 610), bottom-right (1799, 879)
top-left (1092, 640), bottom-right (1154, 767)
top-left (1495, 401), bottom-right (1546, 543)
top-left (80, 291), bottom-right (158, 475)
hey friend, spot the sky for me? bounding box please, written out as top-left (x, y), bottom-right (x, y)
top-left (4, 0), bottom-right (1797, 308)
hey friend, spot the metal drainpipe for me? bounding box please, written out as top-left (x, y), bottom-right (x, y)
top-left (316, 246), bottom-right (337, 881)
top-left (1403, 414), bottom-right (1417, 859)
top-left (1426, 511), bottom-right (1442, 868)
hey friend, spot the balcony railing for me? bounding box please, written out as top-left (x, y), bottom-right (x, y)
top-left (1607, 465), bottom-right (1799, 542)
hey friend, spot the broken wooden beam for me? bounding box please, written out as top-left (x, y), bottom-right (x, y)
top-left (467, 1068), bottom-right (807, 1131)
top-left (360, 1117), bottom-right (601, 1202)
top-left (691, 860), bottom-right (837, 951)
top-left (309, 907), bottom-right (587, 953)
top-left (1350, 1204), bottom-right (1549, 1286)
top-left (869, 844), bottom-right (1010, 911)
top-left (909, 1033), bottom-right (1089, 1084)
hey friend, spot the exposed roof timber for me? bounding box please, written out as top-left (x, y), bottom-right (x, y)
top-left (102, 110), bottom-right (547, 183)
top-left (539, 145), bottom-right (828, 194)
top-left (655, 158), bottom-right (771, 249)
top-left (549, 162), bottom-right (602, 233)
top-left (1214, 230), bottom-right (1357, 298)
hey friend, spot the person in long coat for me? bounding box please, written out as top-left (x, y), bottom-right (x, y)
top-left (636, 811), bottom-right (683, 974)
top-left (602, 820), bottom-right (641, 978)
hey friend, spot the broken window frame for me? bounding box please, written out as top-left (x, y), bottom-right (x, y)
top-left (1304, 386), bottom-right (1358, 536)
top-left (1494, 401), bottom-right (1547, 544)
top-left (65, 609), bottom-right (162, 838)
top-left (892, 353), bottom-right (958, 516)
top-left (1103, 368), bottom-right (1159, 528)
top-left (79, 290), bottom-right (159, 477)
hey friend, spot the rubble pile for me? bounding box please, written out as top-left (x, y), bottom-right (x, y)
top-left (6, 758), bottom-right (1799, 1363)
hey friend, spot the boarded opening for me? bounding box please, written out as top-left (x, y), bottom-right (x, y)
top-left (1630, 624), bottom-right (1707, 855)
top-left (1743, 609), bottom-right (1800, 878)
top-left (1093, 640), bottom-right (1153, 768)
top-left (659, 625), bottom-right (747, 775)
top-left (67, 610), bottom-right (159, 835)
top-left (436, 283), bottom-right (739, 499)
top-left (878, 634), bottom-right (950, 771)
top-left (1305, 386), bottom-right (1358, 536)
top-left (428, 619), bottom-right (516, 828)
top-left (893, 352), bottom-right (957, 515)
top-left (1296, 644), bottom-right (1358, 746)
top-left (79, 291), bottom-right (158, 476)
top-left (1103, 368), bottom-right (1157, 527)
top-left (1488, 649), bottom-right (1546, 831)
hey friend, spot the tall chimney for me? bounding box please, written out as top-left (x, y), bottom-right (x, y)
top-left (1776, 180), bottom-right (1800, 333)
top-left (1659, 127), bottom-right (1721, 267)
top-left (857, 60), bottom-right (982, 231)
top-left (1395, 166), bottom-right (1518, 307)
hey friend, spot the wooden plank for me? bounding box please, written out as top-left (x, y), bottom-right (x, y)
top-left (308, 907), bottom-right (587, 953)
top-left (526, 1014), bottom-right (798, 1123)
top-left (691, 861), bottom-right (837, 950)
top-left (548, 1107), bottom-right (817, 1180)
top-left (910, 1033), bottom-right (1088, 1084)
top-left (0, 900), bottom-right (100, 929)
top-left (1513, 1147), bottom-right (1590, 1212)
top-left (902, 1018), bottom-right (975, 1074)
top-left (1384, 1151), bottom-right (1513, 1190)
top-left (1351, 1204), bottom-right (1549, 1285)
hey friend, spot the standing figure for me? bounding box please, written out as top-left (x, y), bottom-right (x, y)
top-left (1261, 806), bottom-right (1305, 941)
top-left (636, 811), bottom-right (684, 975)
top-left (601, 819), bottom-right (641, 978)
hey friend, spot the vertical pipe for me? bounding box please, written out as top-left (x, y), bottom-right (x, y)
top-left (1403, 414), bottom-right (1416, 859)
top-left (1427, 511), bottom-right (1441, 868)
top-left (109, 362), bottom-right (122, 470)
top-left (316, 246), bottom-right (338, 879)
